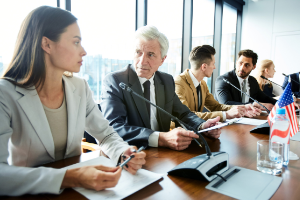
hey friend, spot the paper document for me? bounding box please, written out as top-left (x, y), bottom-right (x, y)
top-left (64, 156), bottom-right (162, 200)
top-left (234, 117), bottom-right (268, 126)
top-left (197, 118), bottom-right (241, 134)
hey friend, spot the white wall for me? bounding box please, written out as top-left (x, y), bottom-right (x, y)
top-left (241, 0), bottom-right (300, 85)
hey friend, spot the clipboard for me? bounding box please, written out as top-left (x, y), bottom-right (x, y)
top-left (206, 166), bottom-right (282, 200)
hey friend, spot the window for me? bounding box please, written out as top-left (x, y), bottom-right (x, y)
top-left (219, 3), bottom-right (237, 76)
top-left (72, 0), bottom-right (136, 102)
top-left (0, 0), bottom-right (57, 76)
top-left (147, 0), bottom-right (183, 77)
top-left (192, 0), bottom-right (215, 92)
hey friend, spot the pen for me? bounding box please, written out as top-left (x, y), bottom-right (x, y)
top-left (119, 146), bottom-right (145, 168)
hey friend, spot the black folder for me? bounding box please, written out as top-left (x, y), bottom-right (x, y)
top-left (249, 122), bottom-right (270, 134)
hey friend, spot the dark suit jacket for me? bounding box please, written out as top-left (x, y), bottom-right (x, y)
top-left (262, 84), bottom-right (275, 98)
top-left (100, 65), bottom-right (205, 148)
top-left (282, 73), bottom-right (300, 97)
top-left (214, 70), bottom-right (277, 105)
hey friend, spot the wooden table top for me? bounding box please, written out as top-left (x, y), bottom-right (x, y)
top-left (3, 115), bottom-right (300, 200)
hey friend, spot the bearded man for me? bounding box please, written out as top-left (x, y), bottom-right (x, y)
top-left (214, 49), bottom-right (276, 111)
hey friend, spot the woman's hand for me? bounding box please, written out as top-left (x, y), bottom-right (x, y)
top-left (121, 146), bottom-right (146, 175)
top-left (61, 165), bottom-right (122, 191)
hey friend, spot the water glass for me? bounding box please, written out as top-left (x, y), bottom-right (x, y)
top-left (257, 140), bottom-right (283, 175)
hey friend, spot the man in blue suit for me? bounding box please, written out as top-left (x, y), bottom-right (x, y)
top-left (100, 25), bottom-right (222, 150)
top-left (282, 72), bottom-right (300, 97)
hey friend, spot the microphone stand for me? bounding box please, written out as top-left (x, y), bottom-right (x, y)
top-left (282, 73), bottom-right (300, 86)
top-left (260, 75), bottom-right (282, 88)
top-left (119, 82), bottom-right (212, 156)
top-left (222, 79), bottom-right (272, 134)
top-left (119, 82), bottom-right (229, 182)
top-left (222, 78), bottom-right (270, 114)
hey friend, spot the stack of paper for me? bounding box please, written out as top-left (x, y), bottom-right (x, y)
top-left (64, 156), bottom-right (162, 200)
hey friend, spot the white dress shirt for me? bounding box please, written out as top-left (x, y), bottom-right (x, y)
top-left (236, 73), bottom-right (250, 103)
top-left (189, 70), bottom-right (226, 120)
top-left (138, 75), bottom-right (160, 147)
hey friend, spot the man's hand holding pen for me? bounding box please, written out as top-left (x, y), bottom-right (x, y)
top-left (120, 146), bottom-right (146, 175)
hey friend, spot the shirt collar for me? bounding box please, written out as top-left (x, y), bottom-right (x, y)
top-left (236, 72), bottom-right (249, 86)
top-left (138, 73), bottom-right (155, 86)
top-left (188, 69), bottom-right (201, 88)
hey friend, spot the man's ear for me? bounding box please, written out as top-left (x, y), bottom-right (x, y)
top-left (253, 64), bottom-right (256, 70)
top-left (41, 36), bottom-right (52, 54)
top-left (161, 55), bottom-right (167, 65)
top-left (201, 63), bottom-right (207, 71)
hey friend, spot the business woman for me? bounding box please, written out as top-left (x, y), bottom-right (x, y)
top-left (254, 59), bottom-right (277, 97)
top-left (0, 6), bottom-right (146, 196)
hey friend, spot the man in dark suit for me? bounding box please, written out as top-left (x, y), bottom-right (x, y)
top-left (215, 49), bottom-right (276, 111)
top-left (101, 25), bottom-right (221, 150)
top-left (282, 72), bottom-right (300, 98)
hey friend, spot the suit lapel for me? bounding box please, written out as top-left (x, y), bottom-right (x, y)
top-left (185, 69), bottom-right (198, 111)
top-left (63, 76), bottom-right (81, 155)
top-left (249, 77), bottom-right (255, 99)
top-left (16, 86), bottom-right (55, 159)
top-left (154, 73), bottom-right (165, 129)
top-left (231, 70), bottom-right (242, 102)
top-left (128, 66), bottom-right (151, 129)
top-left (200, 81), bottom-right (205, 111)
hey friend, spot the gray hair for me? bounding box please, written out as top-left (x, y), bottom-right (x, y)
top-left (135, 25), bottom-right (169, 58)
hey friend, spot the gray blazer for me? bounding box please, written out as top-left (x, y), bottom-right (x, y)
top-left (0, 75), bottom-right (129, 196)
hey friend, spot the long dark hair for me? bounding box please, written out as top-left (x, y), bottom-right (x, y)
top-left (1, 6), bottom-right (77, 90)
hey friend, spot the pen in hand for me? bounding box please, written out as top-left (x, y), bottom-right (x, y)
top-left (118, 146), bottom-right (145, 168)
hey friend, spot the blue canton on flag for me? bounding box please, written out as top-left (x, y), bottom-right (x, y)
top-left (277, 84), bottom-right (294, 107)
top-left (268, 82), bottom-right (299, 136)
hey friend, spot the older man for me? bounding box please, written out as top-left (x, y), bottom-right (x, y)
top-left (100, 25), bottom-right (221, 150)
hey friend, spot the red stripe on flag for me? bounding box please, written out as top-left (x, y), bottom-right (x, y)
top-left (286, 105), bottom-right (295, 134)
top-left (290, 103), bottom-right (298, 136)
top-left (286, 103), bottom-right (298, 136)
top-left (290, 103), bottom-right (299, 135)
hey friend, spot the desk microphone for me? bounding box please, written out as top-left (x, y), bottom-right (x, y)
top-left (260, 75), bottom-right (282, 88)
top-left (222, 78), bottom-right (270, 114)
top-left (282, 73), bottom-right (300, 85)
top-left (119, 82), bottom-right (229, 182)
top-left (222, 78), bottom-right (271, 134)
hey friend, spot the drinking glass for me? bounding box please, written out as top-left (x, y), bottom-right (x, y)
top-left (257, 140), bottom-right (283, 175)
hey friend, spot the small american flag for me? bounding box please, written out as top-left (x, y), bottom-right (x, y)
top-left (268, 82), bottom-right (299, 136)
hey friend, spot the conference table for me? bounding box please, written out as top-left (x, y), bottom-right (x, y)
top-left (3, 114), bottom-right (300, 200)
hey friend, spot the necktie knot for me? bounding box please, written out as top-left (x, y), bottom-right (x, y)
top-left (242, 79), bottom-right (246, 85)
top-left (143, 80), bottom-right (150, 89)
